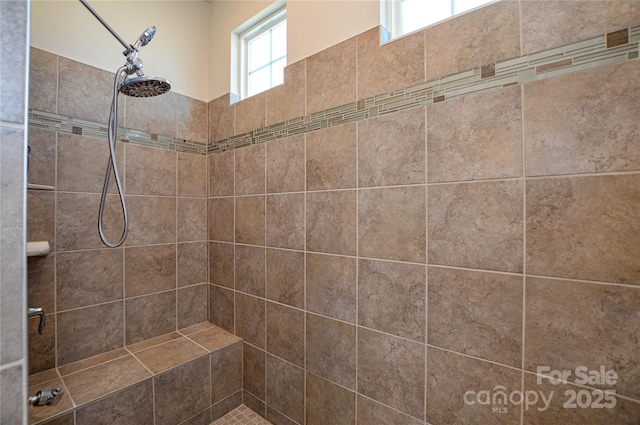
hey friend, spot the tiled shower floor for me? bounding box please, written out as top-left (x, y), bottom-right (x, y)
top-left (211, 405), bottom-right (272, 425)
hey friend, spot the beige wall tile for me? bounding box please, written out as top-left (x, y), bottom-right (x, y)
top-left (522, 373), bottom-right (640, 425)
top-left (57, 301), bottom-right (124, 365)
top-left (358, 328), bottom-right (425, 419)
top-left (527, 174), bottom-right (640, 284)
top-left (243, 342), bottom-right (266, 400)
top-left (235, 245), bottom-right (265, 297)
top-left (236, 293), bottom-right (265, 349)
top-left (424, 0), bottom-right (520, 81)
top-left (126, 144), bottom-right (176, 196)
top-left (125, 291), bottom-right (176, 344)
top-left (126, 91), bottom-right (178, 137)
top-left (210, 150), bottom-right (235, 196)
top-left (306, 190), bottom-right (357, 255)
top-left (521, 0), bottom-right (640, 55)
top-left (235, 195), bottom-right (265, 246)
top-left (28, 190), bottom-right (55, 247)
top-left (209, 284), bottom-right (234, 333)
top-left (266, 406), bottom-right (298, 425)
top-left (266, 134), bottom-right (305, 193)
top-left (27, 254), bottom-right (55, 315)
top-left (266, 302), bottom-right (304, 367)
top-left (357, 27), bottom-right (424, 100)
top-left (177, 284), bottom-right (208, 329)
top-left (126, 196), bottom-right (176, 245)
top-left (266, 249), bottom-right (304, 309)
top-left (57, 133), bottom-right (121, 193)
top-left (209, 197), bottom-right (235, 243)
top-left (428, 85), bottom-right (522, 182)
top-left (153, 356), bottom-right (210, 425)
top-left (266, 354), bottom-right (305, 424)
top-left (525, 277), bottom-right (640, 399)
top-left (62, 355), bottom-right (150, 405)
top-left (209, 242), bottom-right (234, 289)
top-left (178, 242), bottom-right (207, 287)
top-left (212, 395), bottom-right (241, 422)
top-left (178, 197), bottom-right (207, 242)
top-left (178, 152), bottom-right (207, 197)
top-left (266, 193), bottom-right (305, 250)
top-left (359, 259), bottom-right (426, 342)
top-left (29, 47), bottom-right (58, 113)
top-left (306, 313), bottom-right (356, 390)
top-left (306, 123), bottom-right (357, 191)
top-left (429, 180), bottom-right (523, 273)
top-left (306, 372), bottom-right (356, 425)
top-left (209, 94), bottom-right (235, 143)
top-left (178, 95), bottom-right (208, 144)
top-left (524, 60), bottom-right (640, 177)
top-left (357, 396), bottom-right (424, 425)
top-left (242, 391), bottom-right (266, 418)
top-left (358, 107), bottom-right (425, 187)
top-left (56, 192), bottom-right (101, 250)
top-left (76, 380), bottom-right (154, 425)
top-left (236, 93), bottom-right (266, 135)
top-left (426, 347), bottom-right (521, 425)
top-left (428, 266), bottom-right (522, 367)
top-left (306, 38), bottom-right (357, 114)
top-left (235, 144), bottom-right (265, 195)
top-left (58, 57), bottom-right (122, 124)
top-left (28, 313), bottom-right (55, 374)
top-left (57, 249), bottom-right (123, 310)
top-left (211, 342), bottom-right (243, 404)
top-left (27, 128), bottom-right (56, 187)
top-left (306, 253), bottom-right (356, 323)
top-left (267, 60), bottom-right (306, 126)
top-left (359, 186), bottom-right (426, 263)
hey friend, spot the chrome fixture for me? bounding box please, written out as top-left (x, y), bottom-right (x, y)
top-left (29, 388), bottom-right (63, 407)
top-left (79, 0), bottom-right (171, 247)
top-left (28, 307), bottom-right (45, 335)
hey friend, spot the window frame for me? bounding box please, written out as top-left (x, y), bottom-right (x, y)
top-left (233, 4), bottom-right (287, 101)
top-left (383, 0), bottom-right (497, 40)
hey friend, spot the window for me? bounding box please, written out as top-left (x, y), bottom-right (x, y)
top-left (232, 3), bottom-right (286, 101)
top-left (384, 0), bottom-right (495, 39)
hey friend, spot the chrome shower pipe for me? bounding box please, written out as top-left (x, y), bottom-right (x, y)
top-left (78, 0), bottom-right (134, 56)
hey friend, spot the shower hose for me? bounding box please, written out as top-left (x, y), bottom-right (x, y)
top-left (98, 65), bottom-right (129, 248)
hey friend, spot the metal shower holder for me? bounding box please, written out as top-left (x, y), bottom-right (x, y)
top-left (79, 0), bottom-right (170, 247)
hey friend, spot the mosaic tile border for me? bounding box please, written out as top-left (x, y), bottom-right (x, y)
top-left (28, 24), bottom-right (639, 157)
top-left (209, 23), bottom-right (640, 154)
top-left (28, 110), bottom-right (209, 156)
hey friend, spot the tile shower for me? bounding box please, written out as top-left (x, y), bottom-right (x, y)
top-left (21, 1), bottom-right (640, 425)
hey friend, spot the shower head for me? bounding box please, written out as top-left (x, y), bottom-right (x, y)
top-left (133, 26), bottom-right (156, 51)
top-left (119, 76), bottom-right (171, 97)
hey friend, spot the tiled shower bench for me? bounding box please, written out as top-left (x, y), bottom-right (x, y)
top-left (29, 322), bottom-right (245, 425)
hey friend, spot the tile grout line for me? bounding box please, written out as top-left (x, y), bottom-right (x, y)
top-left (519, 81), bottom-right (527, 425)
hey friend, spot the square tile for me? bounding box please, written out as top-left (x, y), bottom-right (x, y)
top-left (358, 258), bottom-right (426, 342)
top-left (526, 174), bottom-right (640, 284)
top-left (359, 186), bottom-right (426, 263)
top-left (429, 180), bottom-right (523, 273)
top-left (306, 190), bottom-right (356, 255)
top-left (428, 266), bottom-right (522, 367)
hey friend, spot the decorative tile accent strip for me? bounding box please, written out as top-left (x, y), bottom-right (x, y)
top-left (28, 110), bottom-right (208, 155)
top-left (209, 23), bottom-right (640, 155)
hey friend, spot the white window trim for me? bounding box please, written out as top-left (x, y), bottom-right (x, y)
top-left (382, 0), bottom-right (497, 41)
top-left (231, 2), bottom-right (286, 102)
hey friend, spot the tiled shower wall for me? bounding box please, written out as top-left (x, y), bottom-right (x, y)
top-left (206, 1), bottom-right (640, 425)
top-left (27, 47), bottom-right (210, 372)
top-left (1, 1), bottom-right (30, 423)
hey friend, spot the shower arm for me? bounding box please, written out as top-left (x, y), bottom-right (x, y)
top-left (78, 0), bottom-right (135, 57)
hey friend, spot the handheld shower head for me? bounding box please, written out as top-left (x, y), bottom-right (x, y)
top-left (134, 26), bottom-right (156, 50)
